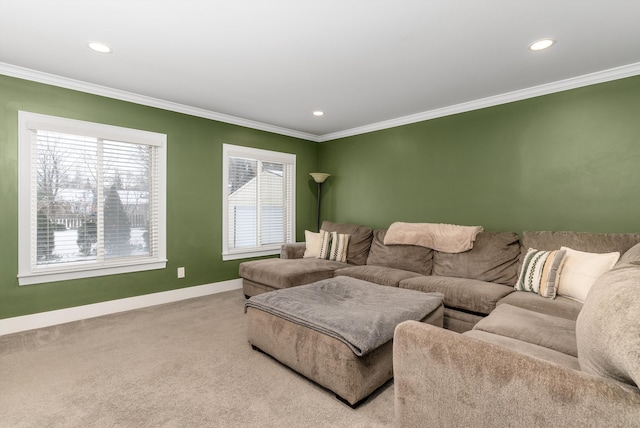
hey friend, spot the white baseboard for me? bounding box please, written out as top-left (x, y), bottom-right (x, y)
top-left (0, 279), bottom-right (243, 336)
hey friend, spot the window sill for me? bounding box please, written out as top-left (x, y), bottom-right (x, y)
top-left (18, 259), bottom-right (168, 286)
top-left (222, 248), bottom-right (281, 261)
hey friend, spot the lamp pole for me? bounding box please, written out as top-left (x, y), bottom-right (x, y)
top-left (309, 173), bottom-right (330, 232)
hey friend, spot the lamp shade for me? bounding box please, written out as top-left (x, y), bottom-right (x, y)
top-left (310, 172), bottom-right (330, 183)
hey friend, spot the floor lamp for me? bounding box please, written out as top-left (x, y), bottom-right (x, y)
top-left (310, 173), bottom-right (330, 232)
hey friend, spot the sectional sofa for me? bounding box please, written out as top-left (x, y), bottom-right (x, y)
top-left (241, 221), bottom-right (640, 332)
top-left (239, 221), bottom-right (640, 425)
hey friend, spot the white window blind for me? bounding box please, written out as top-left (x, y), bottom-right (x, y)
top-left (222, 144), bottom-right (295, 260)
top-left (18, 111), bottom-right (167, 285)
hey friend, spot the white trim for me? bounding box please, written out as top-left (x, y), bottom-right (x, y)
top-left (3, 61), bottom-right (640, 143)
top-left (222, 144), bottom-right (296, 259)
top-left (0, 62), bottom-right (320, 142)
top-left (318, 62), bottom-right (640, 142)
top-left (0, 279), bottom-right (242, 336)
top-left (222, 248), bottom-right (281, 261)
top-left (17, 111), bottom-right (168, 285)
top-left (17, 260), bottom-right (169, 286)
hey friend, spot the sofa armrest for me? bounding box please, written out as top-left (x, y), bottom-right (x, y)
top-left (281, 242), bottom-right (306, 259)
top-left (393, 321), bottom-right (640, 428)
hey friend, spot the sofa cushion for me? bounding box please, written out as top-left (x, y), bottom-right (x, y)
top-left (365, 229), bottom-right (433, 275)
top-left (497, 291), bottom-right (582, 321)
top-left (399, 276), bottom-right (514, 315)
top-left (473, 304), bottom-right (577, 357)
top-left (321, 221), bottom-right (373, 266)
top-left (616, 240), bottom-right (640, 266)
top-left (335, 265), bottom-right (423, 288)
top-left (522, 231), bottom-right (640, 256)
top-left (464, 330), bottom-right (581, 370)
top-left (432, 232), bottom-right (521, 285)
top-left (576, 251), bottom-right (640, 388)
top-left (556, 246), bottom-right (619, 303)
top-left (239, 258), bottom-right (348, 289)
top-left (515, 248), bottom-right (566, 298)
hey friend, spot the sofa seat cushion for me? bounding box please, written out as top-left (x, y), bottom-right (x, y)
top-left (473, 304), bottom-right (577, 357)
top-left (335, 265), bottom-right (423, 288)
top-left (320, 221), bottom-right (374, 266)
top-left (239, 258), bottom-right (348, 289)
top-left (432, 232), bottom-right (521, 285)
top-left (399, 276), bottom-right (514, 315)
top-left (464, 330), bottom-right (581, 370)
top-left (497, 291), bottom-right (583, 321)
top-left (365, 229), bottom-right (433, 275)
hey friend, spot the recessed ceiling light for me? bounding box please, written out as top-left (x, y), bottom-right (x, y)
top-left (313, 111), bottom-right (324, 117)
top-left (88, 42), bottom-right (112, 53)
top-left (529, 39), bottom-right (555, 51)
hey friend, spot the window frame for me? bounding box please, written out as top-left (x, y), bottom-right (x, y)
top-left (17, 111), bottom-right (167, 286)
top-left (222, 144), bottom-right (296, 261)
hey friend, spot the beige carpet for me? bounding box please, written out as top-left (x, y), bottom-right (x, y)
top-left (0, 290), bottom-right (395, 427)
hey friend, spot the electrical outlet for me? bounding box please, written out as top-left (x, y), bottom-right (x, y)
top-left (177, 267), bottom-right (185, 278)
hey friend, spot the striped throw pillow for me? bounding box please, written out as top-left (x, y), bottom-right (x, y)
top-left (317, 230), bottom-right (350, 263)
top-left (515, 248), bottom-right (567, 298)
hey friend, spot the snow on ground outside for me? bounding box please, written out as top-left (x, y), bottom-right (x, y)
top-left (40, 228), bottom-right (148, 265)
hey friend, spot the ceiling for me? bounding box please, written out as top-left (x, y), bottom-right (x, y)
top-left (2, 1), bottom-right (640, 142)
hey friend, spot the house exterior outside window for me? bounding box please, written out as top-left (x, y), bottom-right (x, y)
top-left (17, 111), bottom-right (167, 285)
top-left (222, 144), bottom-right (295, 260)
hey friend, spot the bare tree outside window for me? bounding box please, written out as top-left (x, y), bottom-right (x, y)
top-left (34, 131), bottom-right (151, 265)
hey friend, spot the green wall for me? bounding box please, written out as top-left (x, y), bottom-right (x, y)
top-left (3, 72), bottom-right (640, 320)
top-left (319, 75), bottom-right (640, 234)
top-left (0, 75), bottom-right (319, 319)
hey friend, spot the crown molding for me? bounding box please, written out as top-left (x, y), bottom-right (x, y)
top-left (318, 62), bottom-right (640, 142)
top-left (0, 62), bottom-right (321, 142)
top-left (3, 61), bottom-right (640, 144)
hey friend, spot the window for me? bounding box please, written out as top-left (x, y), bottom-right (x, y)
top-left (18, 111), bottom-right (167, 285)
top-left (222, 144), bottom-right (295, 260)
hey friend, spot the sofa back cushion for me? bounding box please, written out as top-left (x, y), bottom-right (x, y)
top-left (320, 221), bottom-right (373, 266)
top-left (522, 231), bottom-right (640, 256)
top-left (432, 232), bottom-right (521, 285)
top-left (366, 229), bottom-right (433, 275)
top-left (576, 243), bottom-right (640, 388)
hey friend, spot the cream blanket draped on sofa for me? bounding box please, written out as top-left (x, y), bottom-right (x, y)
top-left (383, 222), bottom-right (483, 253)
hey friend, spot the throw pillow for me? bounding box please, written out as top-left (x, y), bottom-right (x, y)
top-left (320, 221), bottom-right (373, 265)
top-left (557, 246), bottom-right (620, 303)
top-left (515, 248), bottom-right (567, 298)
top-left (303, 230), bottom-right (322, 258)
top-left (317, 230), bottom-right (350, 263)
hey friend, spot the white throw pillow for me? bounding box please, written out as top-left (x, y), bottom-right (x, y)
top-left (557, 246), bottom-right (620, 303)
top-left (303, 230), bottom-right (322, 258)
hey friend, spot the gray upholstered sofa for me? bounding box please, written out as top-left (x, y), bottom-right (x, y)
top-left (240, 221), bottom-right (524, 332)
top-left (393, 232), bottom-right (640, 427)
top-left (241, 222), bottom-right (640, 424)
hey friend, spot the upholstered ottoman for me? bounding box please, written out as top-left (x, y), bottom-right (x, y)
top-left (245, 276), bottom-right (444, 407)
